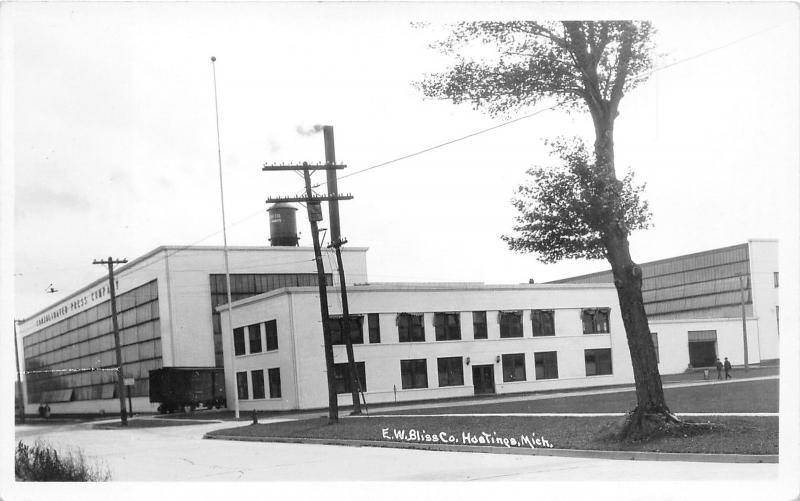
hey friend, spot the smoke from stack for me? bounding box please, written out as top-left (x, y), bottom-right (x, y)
top-left (296, 124), bottom-right (324, 136)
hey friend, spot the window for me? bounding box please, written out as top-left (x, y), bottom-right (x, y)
top-left (585, 349), bottom-right (613, 376)
top-left (434, 312), bottom-right (461, 341)
top-left (534, 351), bottom-right (559, 380)
top-left (248, 323), bottom-right (262, 354)
top-left (502, 353), bottom-right (526, 382)
top-left (582, 308), bottom-right (610, 334)
top-left (236, 371), bottom-right (249, 399)
top-left (368, 313), bottom-right (380, 343)
top-left (400, 359), bottom-right (428, 389)
top-left (397, 313), bottom-right (425, 342)
top-left (233, 327), bottom-right (246, 356)
top-left (774, 272), bottom-right (779, 288)
top-left (329, 316), bottom-right (364, 345)
top-left (265, 320), bottom-right (278, 351)
top-left (651, 332), bottom-right (659, 364)
top-left (251, 369), bottom-right (265, 399)
top-left (437, 357), bottom-right (464, 387)
top-left (268, 368), bottom-right (281, 398)
top-left (531, 310), bottom-right (555, 337)
top-left (499, 311), bottom-right (523, 338)
top-left (333, 362), bottom-right (367, 394)
top-left (472, 311), bottom-right (487, 339)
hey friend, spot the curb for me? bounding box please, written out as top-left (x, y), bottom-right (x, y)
top-left (202, 433), bottom-right (777, 464)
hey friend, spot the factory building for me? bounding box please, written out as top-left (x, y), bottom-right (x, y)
top-left (16, 208), bottom-right (779, 415)
top-left (17, 205), bottom-right (369, 414)
top-left (219, 282), bottom-right (631, 411)
top-left (550, 240), bottom-right (780, 373)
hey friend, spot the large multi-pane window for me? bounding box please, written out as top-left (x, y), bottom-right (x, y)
top-left (534, 351), bottom-right (559, 380)
top-left (499, 311), bottom-right (523, 338)
top-left (233, 327), bottom-right (246, 356)
top-left (472, 311), bottom-right (487, 339)
top-left (210, 273), bottom-right (331, 367)
top-left (585, 348), bottom-right (613, 376)
top-left (265, 320), bottom-right (278, 351)
top-left (397, 313), bottom-right (425, 342)
top-left (400, 359), bottom-right (428, 389)
top-left (333, 362), bottom-right (367, 394)
top-left (329, 316), bottom-right (364, 345)
top-left (437, 357), bottom-right (464, 387)
top-left (248, 323), bottom-right (262, 354)
top-left (368, 314), bottom-right (381, 343)
top-left (23, 280), bottom-right (161, 403)
top-left (531, 310), bottom-right (555, 337)
top-left (251, 369), bottom-right (265, 399)
top-left (434, 312), bottom-right (461, 341)
top-left (502, 353), bottom-right (527, 382)
top-left (268, 368), bottom-right (281, 399)
top-left (582, 308), bottom-right (610, 334)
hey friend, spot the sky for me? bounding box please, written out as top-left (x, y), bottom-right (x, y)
top-left (3, 2), bottom-right (798, 321)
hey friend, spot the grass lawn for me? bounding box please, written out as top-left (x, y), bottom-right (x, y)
top-left (379, 379), bottom-right (778, 415)
top-left (206, 378), bottom-right (779, 456)
top-left (207, 415), bottom-right (778, 455)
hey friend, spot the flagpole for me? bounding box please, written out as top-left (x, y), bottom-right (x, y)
top-left (211, 56), bottom-right (239, 419)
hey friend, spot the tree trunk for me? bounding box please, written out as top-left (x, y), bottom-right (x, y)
top-left (593, 113), bottom-right (673, 435)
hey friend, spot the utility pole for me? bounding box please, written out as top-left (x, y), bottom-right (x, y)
top-left (263, 161), bottom-right (353, 423)
top-left (14, 320), bottom-right (25, 424)
top-left (93, 257), bottom-right (128, 426)
top-left (323, 126), bottom-right (361, 415)
top-left (739, 274), bottom-right (749, 371)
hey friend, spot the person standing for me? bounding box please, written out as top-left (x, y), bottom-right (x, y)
top-left (724, 357), bottom-right (732, 379)
top-left (714, 358), bottom-right (723, 380)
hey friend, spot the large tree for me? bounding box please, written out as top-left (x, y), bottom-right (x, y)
top-left (418, 21), bottom-right (676, 437)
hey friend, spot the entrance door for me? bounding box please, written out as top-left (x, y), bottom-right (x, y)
top-left (472, 365), bottom-right (495, 395)
top-left (689, 341), bottom-right (717, 367)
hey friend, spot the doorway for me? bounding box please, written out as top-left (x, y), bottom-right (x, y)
top-left (472, 365), bottom-right (495, 395)
top-left (689, 341), bottom-right (717, 367)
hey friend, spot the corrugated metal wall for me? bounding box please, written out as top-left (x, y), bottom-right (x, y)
top-left (550, 244), bottom-right (752, 320)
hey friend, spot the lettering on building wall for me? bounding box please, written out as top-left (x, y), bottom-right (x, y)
top-left (34, 279), bottom-right (120, 327)
top-left (380, 428), bottom-right (554, 449)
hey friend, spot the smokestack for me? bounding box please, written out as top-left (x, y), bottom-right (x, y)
top-left (323, 125), bottom-right (341, 244)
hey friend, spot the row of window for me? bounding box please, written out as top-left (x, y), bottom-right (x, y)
top-left (233, 320), bottom-right (278, 356)
top-left (236, 368), bottom-right (282, 400)
top-left (24, 299), bottom-right (160, 359)
top-left (24, 280), bottom-right (159, 348)
top-left (301, 309), bottom-right (611, 346)
top-left (400, 349), bottom-right (611, 388)
top-left (317, 349), bottom-right (615, 394)
top-left (26, 357), bottom-right (162, 403)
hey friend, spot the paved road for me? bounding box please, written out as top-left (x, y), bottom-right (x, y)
top-left (13, 418), bottom-right (777, 482)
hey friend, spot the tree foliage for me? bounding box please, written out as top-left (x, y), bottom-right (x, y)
top-left (503, 138), bottom-right (652, 263)
top-left (417, 21), bottom-right (655, 120)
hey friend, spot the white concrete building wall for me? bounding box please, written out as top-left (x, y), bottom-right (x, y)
top-left (648, 317), bottom-right (761, 375)
top-left (220, 293), bottom-right (298, 412)
top-left (224, 284), bottom-right (633, 411)
top-left (747, 239), bottom-right (780, 360)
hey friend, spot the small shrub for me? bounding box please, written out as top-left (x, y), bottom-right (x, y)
top-left (15, 441), bottom-right (111, 481)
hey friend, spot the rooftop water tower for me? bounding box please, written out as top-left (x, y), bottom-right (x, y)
top-left (268, 203), bottom-right (299, 246)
